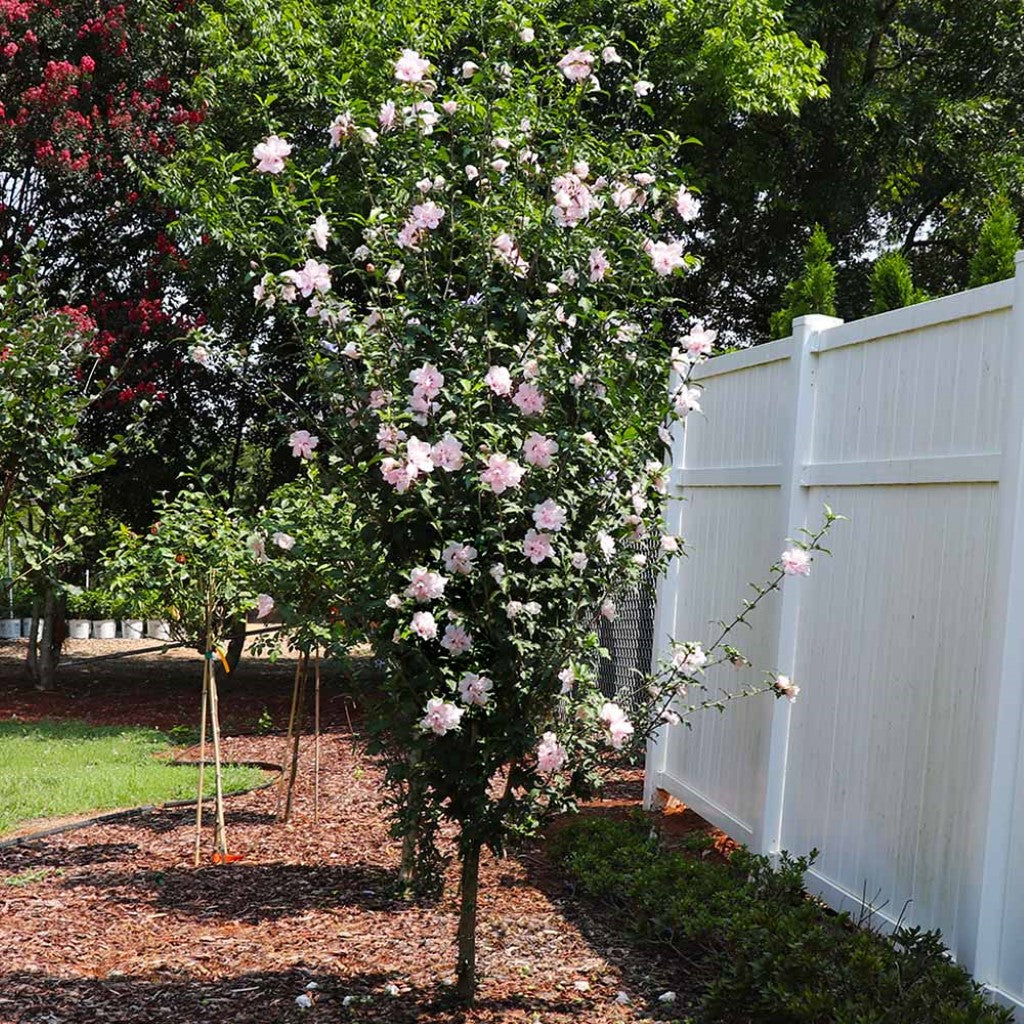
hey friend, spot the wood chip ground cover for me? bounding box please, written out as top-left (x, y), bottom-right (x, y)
top-left (0, 651), bottom-right (699, 1024)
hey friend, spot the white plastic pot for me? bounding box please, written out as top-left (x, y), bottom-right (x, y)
top-left (92, 619), bottom-right (117, 640)
top-left (147, 619), bottom-right (171, 641)
top-left (0, 618), bottom-right (21, 639)
top-left (21, 618), bottom-right (36, 639)
top-left (121, 619), bottom-right (144, 640)
top-left (67, 619), bottom-right (92, 640)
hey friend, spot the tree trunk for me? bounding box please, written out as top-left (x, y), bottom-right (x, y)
top-left (277, 655), bottom-right (304, 819)
top-left (455, 837), bottom-right (483, 1005)
top-left (398, 748), bottom-right (422, 887)
top-left (207, 663), bottom-right (228, 858)
top-left (30, 587), bottom-right (64, 691)
top-left (193, 658), bottom-right (210, 868)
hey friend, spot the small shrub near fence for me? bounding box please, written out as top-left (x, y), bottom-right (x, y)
top-left (553, 815), bottom-right (1012, 1024)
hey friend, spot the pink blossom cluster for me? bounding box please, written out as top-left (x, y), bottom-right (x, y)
top-left (599, 702), bottom-right (635, 749)
top-left (420, 697), bottom-right (463, 734)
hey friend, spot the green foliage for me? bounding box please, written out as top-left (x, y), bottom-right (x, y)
top-left (870, 249), bottom-right (926, 313)
top-left (0, 719), bottom-right (266, 835)
top-left (969, 194), bottom-right (1021, 288)
top-left (102, 487), bottom-right (261, 650)
top-left (769, 224), bottom-right (837, 338)
top-left (554, 816), bottom-right (1012, 1023)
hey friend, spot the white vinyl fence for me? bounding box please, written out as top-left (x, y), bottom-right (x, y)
top-left (645, 251), bottom-right (1024, 1014)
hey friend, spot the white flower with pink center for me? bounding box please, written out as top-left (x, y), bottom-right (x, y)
top-left (523, 529), bottom-right (554, 564)
top-left (431, 433), bottom-right (465, 471)
top-left (480, 453), bottom-right (526, 494)
top-left (405, 567), bottom-right (447, 603)
top-left (308, 214), bottom-right (331, 251)
top-left (327, 113), bottom-right (355, 147)
top-left (512, 383), bottom-right (546, 416)
top-left (775, 675), bottom-right (800, 702)
top-left (253, 135), bottom-right (292, 173)
top-left (411, 610), bottom-right (439, 640)
top-left (588, 248), bottom-right (610, 282)
top-left (681, 322), bottom-right (717, 359)
top-left (597, 531), bottom-right (616, 558)
top-left (672, 642), bottom-right (707, 674)
top-left (378, 99), bottom-right (397, 130)
top-left (420, 697), bottom-right (463, 735)
top-left (674, 386), bottom-right (702, 417)
top-left (537, 732), bottom-right (567, 773)
top-left (781, 548), bottom-right (811, 576)
top-left (443, 542), bottom-right (478, 575)
top-left (522, 432), bottom-right (558, 468)
top-left (289, 429), bottom-right (319, 459)
top-left (570, 551), bottom-right (589, 570)
top-left (485, 365), bottom-right (513, 396)
top-left (557, 47), bottom-right (595, 82)
top-left (532, 499), bottom-right (567, 532)
top-left (408, 362), bottom-right (444, 400)
top-left (440, 623), bottom-right (473, 655)
top-left (675, 186), bottom-right (701, 222)
top-left (394, 48), bottom-right (430, 83)
top-left (458, 672), bottom-right (493, 706)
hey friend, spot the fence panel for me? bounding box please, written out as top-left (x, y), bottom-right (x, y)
top-left (646, 259), bottom-right (1024, 1014)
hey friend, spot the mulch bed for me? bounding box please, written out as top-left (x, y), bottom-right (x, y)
top-left (0, 649), bottom-right (720, 1024)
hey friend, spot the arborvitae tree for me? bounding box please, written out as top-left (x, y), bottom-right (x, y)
top-left (969, 195), bottom-right (1021, 288)
top-left (769, 224), bottom-right (838, 338)
top-left (870, 250), bottom-right (925, 313)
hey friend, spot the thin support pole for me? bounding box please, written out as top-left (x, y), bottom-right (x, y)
top-left (313, 649), bottom-right (321, 826)
top-left (283, 652), bottom-right (309, 824)
top-left (207, 661), bottom-right (229, 859)
top-left (193, 657), bottom-right (210, 868)
top-left (277, 656), bottom-right (304, 816)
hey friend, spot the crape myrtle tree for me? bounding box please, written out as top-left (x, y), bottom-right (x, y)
top-left (237, 9), bottom-right (838, 1000)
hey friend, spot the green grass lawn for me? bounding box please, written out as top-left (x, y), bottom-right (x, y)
top-left (0, 720), bottom-right (268, 835)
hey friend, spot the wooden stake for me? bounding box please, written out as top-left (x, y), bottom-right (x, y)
top-left (208, 660), bottom-right (228, 859)
top-left (313, 649), bottom-right (321, 825)
top-left (193, 657), bottom-right (210, 868)
top-left (283, 652), bottom-right (308, 824)
top-left (277, 655), bottom-right (304, 817)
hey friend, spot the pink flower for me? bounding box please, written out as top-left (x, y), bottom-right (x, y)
top-left (396, 220), bottom-right (422, 249)
top-left (600, 599), bottom-right (616, 621)
top-left (512, 383), bottom-right (546, 416)
top-left (601, 45), bottom-right (621, 63)
top-left (588, 248), bottom-right (610, 282)
top-left (660, 534), bottom-right (680, 553)
top-left (256, 594), bottom-right (275, 619)
top-left (380, 457), bottom-right (416, 492)
top-left (273, 531), bottom-right (295, 551)
top-left (570, 551), bottom-right (588, 570)
top-left (327, 113), bottom-right (355, 147)
top-left (537, 732), bottom-right (567, 773)
top-left (634, 79), bottom-right (654, 96)
top-left (558, 666), bottom-right (575, 693)
top-left (674, 386), bottom-right (702, 417)
top-left (405, 567), bottom-right (447, 603)
top-left (379, 99), bottom-right (397, 130)
top-left (533, 499), bottom-right (567, 532)
top-left (395, 48), bottom-right (430, 83)
top-left (443, 542), bottom-right (478, 575)
top-left (775, 675), bottom-right (800, 702)
top-left (421, 697), bottom-right (464, 734)
top-left (492, 233), bottom-right (529, 276)
top-left (307, 214), bottom-right (331, 251)
top-left (377, 424), bottom-right (406, 452)
top-left (611, 182), bottom-right (643, 211)
top-left (411, 610), bottom-right (439, 640)
top-left (484, 365), bottom-right (513, 396)
top-left (411, 200), bottom-right (444, 230)
top-left (190, 345), bottom-right (209, 365)
top-left (550, 172), bottom-right (594, 228)
top-left (431, 433), bottom-right (465, 471)
top-left (681, 322), bottom-right (717, 359)
top-left (253, 135), bottom-right (292, 173)
top-left (522, 432), bottom-right (558, 468)
top-left (440, 623), bottom-right (473, 655)
top-left (675, 186), bottom-right (701, 222)
top-left (289, 429), bottom-right (319, 459)
top-left (442, 100), bottom-right (458, 115)
top-left (458, 672), bottom-right (493, 706)
top-left (523, 529), bottom-right (554, 564)
top-left (409, 362), bottom-right (444, 400)
top-left (557, 47), bottom-right (595, 82)
top-left (781, 548), bottom-right (811, 576)
top-left (406, 437), bottom-right (436, 474)
top-left (599, 702), bottom-right (634, 749)
top-left (648, 239), bottom-right (686, 276)
top-left (282, 259), bottom-right (332, 297)
top-left (672, 642), bottom-right (707, 674)
top-left (480, 453), bottom-right (525, 494)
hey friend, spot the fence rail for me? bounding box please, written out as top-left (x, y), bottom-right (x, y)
top-left (645, 253), bottom-right (1024, 1015)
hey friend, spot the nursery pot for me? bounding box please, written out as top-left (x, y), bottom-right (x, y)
top-left (67, 619), bottom-right (92, 640)
top-left (92, 619), bottom-right (117, 640)
top-left (147, 619), bottom-right (172, 641)
top-left (0, 618), bottom-right (20, 639)
top-left (21, 618), bottom-right (39, 639)
top-left (121, 619), bottom-right (144, 640)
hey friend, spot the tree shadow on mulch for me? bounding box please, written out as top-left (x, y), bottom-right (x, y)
top-left (0, 968), bottom-right (615, 1024)
top-left (62, 861), bottom-right (429, 921)
top-left (0, 841), bottom-right (141, 871)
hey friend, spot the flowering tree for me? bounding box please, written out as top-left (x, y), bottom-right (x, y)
top-left (242, 10), bottom-right (836, 1000)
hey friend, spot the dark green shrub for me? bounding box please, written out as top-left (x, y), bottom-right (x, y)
top-left (553, 816), bottom-right (1012, 1024)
